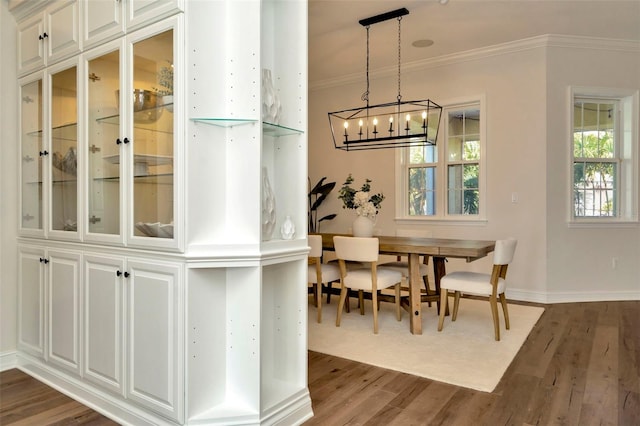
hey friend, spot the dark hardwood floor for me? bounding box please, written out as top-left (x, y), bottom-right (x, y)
top-left (1, 301), bottom-right (638, 425)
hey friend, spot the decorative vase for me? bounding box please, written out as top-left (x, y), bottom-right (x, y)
top-left (261, 167), bottom-right (276, 240)
top-left (352, 215), bottom-right (375, 237)
top-left (261, 69), bottom-right (281, 124)
top-left (280, 215), bottom-right (295, 240)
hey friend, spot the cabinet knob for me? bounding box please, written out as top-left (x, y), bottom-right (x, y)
top-left (116, 138), bottom-right (122, 145)
top-left (43, 32), bottom-right (48, 38)
top-left (123, 137), bottom-right (130, 144)
top-left (124, 271), bottom-right (130, 278)
top-left (116, 270), bottom-right (122, 277)
top-left (40, 258), bottom-right (49, 264)
top-left (43, 258), bottom-right (49, 264)
top-left (39, 150), bottom-right (49, 156)
top-left (116, 138), bottom-right (130, 145)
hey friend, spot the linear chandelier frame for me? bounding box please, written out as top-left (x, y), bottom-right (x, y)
top-left (328, 7), bottom-right (442, 151)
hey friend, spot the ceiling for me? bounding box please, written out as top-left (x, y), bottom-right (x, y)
top-left (308, 0), bottom-right (640, 84)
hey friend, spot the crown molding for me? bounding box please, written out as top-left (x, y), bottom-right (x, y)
top-left (310, 34), bottom-right (640, 91)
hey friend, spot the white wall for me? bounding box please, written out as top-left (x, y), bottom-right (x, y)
top-left (546, 42), bottom-right (640, 302)
top-left (309, 36), bottom-right (639, 303)
top-left (0, 0), bottom-right (18, 361)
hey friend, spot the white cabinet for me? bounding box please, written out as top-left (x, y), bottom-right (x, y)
top-left (126, 258), bottom-right (183, 422)
top-left (18, 245), bottom-right (81, 376)
top-left (47, 249), bottom-right (81, 375)
top-left (18, 245), bottom-right (46, 359)
top-left (14, 0), bottom-right (311, 424)
top-left (83, 254), bottom-right (125, 395)
top-left (17, 0), bottom-right (80, 76)
top-left (81, 0), bottom-right (125, 49)
top-left (84, 17), bottom-right (180, 251)
top-left (19, 57), bottom-right (80, 240)
top-left (81, 0), bottom-right (183, 50)
top-left (83, 253), bottom-right (183, 421)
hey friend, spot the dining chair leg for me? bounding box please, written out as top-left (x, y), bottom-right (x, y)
top-left (358, 290), bottom-right (365, 315)
top-left (336, 285), bottom-right (348, 327)
top-left (326, 282), bottom-right (332, 304)
top-left (316, 282), bottom-right (322, 323)
top-left (437, 289), bottom-right (448, 331)
top-left (395, 283), bottom-right (401, 321)
top-left (490, 295), bottom-right (500, 341)
top-left (372, 288), bottom-right (379, 334)
top-left (452, 291), bottom-right (461, 321)
top-left (499, 293), bottom-right (510, 330)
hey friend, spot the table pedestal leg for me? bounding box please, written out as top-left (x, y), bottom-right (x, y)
top-left (408, 253), bottom-right (422, 335)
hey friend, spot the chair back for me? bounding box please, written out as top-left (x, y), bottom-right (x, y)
top-left (333, 236), bottom-right (379, 263)
top-left (493, 238), bottom-right (518, 265)
top-left (308, 235), bottom-right (323, 258)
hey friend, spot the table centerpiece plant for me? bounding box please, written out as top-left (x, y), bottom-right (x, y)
top-left (338, 174), bottom-right (384, 237)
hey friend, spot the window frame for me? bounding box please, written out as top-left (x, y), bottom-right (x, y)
top-left (568, 87), bottom-right (639, 226)
top-left (395, 95), bottom-right (487, 224)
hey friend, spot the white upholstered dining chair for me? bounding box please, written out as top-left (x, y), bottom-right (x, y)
top-left (333, 236), bottom-right (403, 334)
top-left (307, 235), bottom-right (341, 323)
top-left (437, 238), bottom-right (518, 341)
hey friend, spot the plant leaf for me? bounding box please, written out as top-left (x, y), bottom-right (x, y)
top-left (309, 177), bottom-right (327, 194)
top-left (318, 214), bottom-right (337, 222)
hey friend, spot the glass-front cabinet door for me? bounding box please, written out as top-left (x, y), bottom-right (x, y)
top-left (130, 28), bottom-right (174, 242)
top-left (50, 64), bottom-right (79, 237)
top-left (86, 20), bottom-right (177, 248)
top-left (87, 46), bottom-right (122, 242)
top-left (20, 76), bottom-right (44, 235)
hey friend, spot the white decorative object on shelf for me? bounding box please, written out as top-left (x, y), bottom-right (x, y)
top-left (262, 167), bottom-right (276, 240)
top-left (352, 215), bottom-right (375, 237)
top-left (280, 215), bottom-right (295, 240)
top-left (261, 68), bottom-right (281, 124)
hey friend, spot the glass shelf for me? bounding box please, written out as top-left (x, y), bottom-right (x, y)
top-left (190, 117), bottom-right (257, 127)
top-left (27, 122), bottom-right (78, 141)
top-left (96, 104), bottom-right (174, 134)
top-left (190, 118), bottom-right (304, 136)
top-left (94, 173), bottom-right (173, 183)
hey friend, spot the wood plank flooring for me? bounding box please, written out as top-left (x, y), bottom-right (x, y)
top-left (1, 301), bottom-right (638, 425)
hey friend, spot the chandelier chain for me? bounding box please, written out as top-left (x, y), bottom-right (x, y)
top-left (361, 25), bottom-right (370, 106)
top-left (397, 16), bottom-right (402, 102)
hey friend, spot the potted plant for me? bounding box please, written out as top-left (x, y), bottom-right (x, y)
top-left (308, 177), bottom-right (336, 233)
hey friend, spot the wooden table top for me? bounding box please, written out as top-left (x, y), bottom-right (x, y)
top-left (316, 233), bottom-right (496, 261)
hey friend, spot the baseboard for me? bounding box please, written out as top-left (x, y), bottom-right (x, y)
top-left (507, 288), bottom-right (640, 304)
top-left (260, 389), bottom-right (314, 426)
top-left (0, 351), bottom-right (17, 371)
top-left (16, 354), bottom-right (177, 426)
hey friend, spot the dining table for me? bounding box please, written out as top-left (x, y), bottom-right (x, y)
top-left (317, 233), bottom-right (496, 335)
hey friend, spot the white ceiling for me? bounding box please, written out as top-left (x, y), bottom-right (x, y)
top-left (308, 0), bottom-right (640, 84)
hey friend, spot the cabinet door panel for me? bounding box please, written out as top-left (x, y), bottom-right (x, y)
top-left (83, 0), bottom-right (125, 49)
top-left (50, 64), bottom-right (79, 236)
top-left (127, 259), bottom-right (182, 421)
top-left (17, 14), bottom-right (45, 76)
top-left (46, 0), bottom-right (81, 63)
top-left (87, 47), bottom-right (122, 240)
top-left (18, 246), bottom-right (45, 358)
top-left (84, 254), bottom-right (125, 394)
top-left (126, 0), bottom-right (182, 30)
top-left (19, 77), bottom-right (44, 234)
top-left (130, 29), bottom-right (174, 242)
top-left (48, 250), bottom-right (81, 374)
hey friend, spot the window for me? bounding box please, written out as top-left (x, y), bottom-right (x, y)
top-left (570, 88), bottom-right (638, 223)
top-left (397, 97), bottom-right (486, 221)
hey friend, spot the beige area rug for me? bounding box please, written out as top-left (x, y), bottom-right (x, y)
top-left (308, 297), bottom-right (544, 392)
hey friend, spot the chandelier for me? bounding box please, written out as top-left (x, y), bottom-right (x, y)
top-left (328, 8), bottom-right (443, 151)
